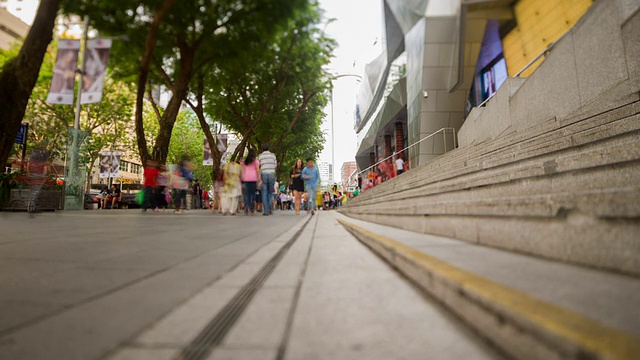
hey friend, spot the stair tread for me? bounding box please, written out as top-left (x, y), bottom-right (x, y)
top-left (336, 213), bottom-right (640, 338)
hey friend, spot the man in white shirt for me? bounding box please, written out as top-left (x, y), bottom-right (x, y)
top-left (258, 144), bottom-right (277, 215)
top-left (395, 155), bottom-right (405, 175)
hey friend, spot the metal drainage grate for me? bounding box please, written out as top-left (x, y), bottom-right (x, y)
top-left (176, 216), bottom-right (312, 360)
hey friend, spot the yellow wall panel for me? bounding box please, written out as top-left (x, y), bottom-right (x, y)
top-left (503, 0), bottom-right (594, 77)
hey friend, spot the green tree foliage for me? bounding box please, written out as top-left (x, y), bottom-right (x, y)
top-left (0, 0), bottom-right (61, 168)
top-left (166, 110), bottom-right (211, 188)
top-left (201, 1), bottom-right (334, 182)
top-left (63, 0), bottom-right (308, 165)
top-left (0, 42), bottom-right (135, 189)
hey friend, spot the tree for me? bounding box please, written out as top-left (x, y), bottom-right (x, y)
top-left (64, 0), bottom-right (308, 165)
top-left (0, 0), bottom-right (62, 168)
top-left (166, 110), bottom-right (211, 188)
top-left (202, 2), bottom-right (333, 181)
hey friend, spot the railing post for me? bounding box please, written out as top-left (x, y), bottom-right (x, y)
top-left (444, 130), bottom-right (447, 154)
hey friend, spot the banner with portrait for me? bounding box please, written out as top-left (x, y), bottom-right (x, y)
top-left (46, 40), bottom-right (80, 105)
top-left (81, 39), bottom-right (112, 104)
top-left (203, 134), bottom-right (228, 165)
top-left (99, 151), bottom-right (122, 178)
top-left (203, 136), bottom-right (213, 165)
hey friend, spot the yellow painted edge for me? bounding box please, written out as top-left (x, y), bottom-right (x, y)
top-left (337, 219), bottom-right (640, 360)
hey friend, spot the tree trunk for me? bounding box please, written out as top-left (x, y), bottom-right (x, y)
top-left (134, 0), bottom-right (177, 165)
top-left (151, 45), bottom-right (195, 164)
top-left (0, 0), bottom-right (61, 168)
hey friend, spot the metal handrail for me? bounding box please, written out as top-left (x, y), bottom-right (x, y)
top-left (350, 127), bottom-right (457, 184)
top-left (514, 28), bottom-right (571, 77)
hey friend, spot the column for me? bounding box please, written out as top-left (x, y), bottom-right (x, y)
top-left (395, 122), bottom-right (404, 159)
top-left (384, 135), bottom-right (392, 158)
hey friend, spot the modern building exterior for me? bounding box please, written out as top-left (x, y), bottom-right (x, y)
top-left (0, 6), bottom-right (28, 50)
top-left (317, 161), bottom-right (332, 187)
top-left (340, 161), bottom-right (357, 189)
top-left (0, 0), bottom-right (38, 25)
top-left (354, 0), bottom-right (595, 172)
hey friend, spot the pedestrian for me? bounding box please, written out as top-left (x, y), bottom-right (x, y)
top-left (257, 144), bottom-right (277, 216)
top-left (301, 157), bottom-right (320, 215)
top-left (222, 159), bottom-right (242, 215)
top-left (155, 165), bottom-right (169, 212)
top-left (106, 184), bottom-right (121, 209)
top-left (214, 170), bottom-right (223, 214)
top-left (172, 160), bottom-right (192, 214)
top-left (26, 146), bottom-right (50, 213)
top-left (377, 157), bottom-right (391, 182)
top-left (142, 159), bottom-right (159, 212)
top-left (395, 155), bottom-right (405, 175)
top-left (203, 189), bottom-right (210, 210)
top-left (241, 149), bottom-right (260, 216)
top-left (192, 179), bottom-right (202, 209)
top-left (290, 158), bottom-right (304, 215)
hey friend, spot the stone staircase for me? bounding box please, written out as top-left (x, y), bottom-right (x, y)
top-left (340, 0), bottom-right (640, 277)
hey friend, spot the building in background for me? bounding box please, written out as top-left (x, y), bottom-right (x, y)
top-left (0, 6), bottom-right (28, 50)
top-left (354, 0), bottom-right (595, 172)
top-left (0, 0), bottom-right (38, 25)
top-left (318, 161), bottom-right (332, 188)
top-left (341, 161), bottom-right (357, 189)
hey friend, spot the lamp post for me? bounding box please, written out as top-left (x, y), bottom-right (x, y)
top-left (329, 73), bottom-right (361, 184)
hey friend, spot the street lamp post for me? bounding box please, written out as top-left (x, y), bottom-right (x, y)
top-left (329, 74), bottom-right (361, 184)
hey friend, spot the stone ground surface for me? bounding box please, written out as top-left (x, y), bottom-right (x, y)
top-left (0, 209), bottom-right (502, 360)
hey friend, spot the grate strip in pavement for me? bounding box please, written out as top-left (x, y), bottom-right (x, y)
top-left (177, 215), bottom-right (313, 360)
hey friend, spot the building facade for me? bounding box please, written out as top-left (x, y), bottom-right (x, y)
top-left (354, 0), bottom-right (595, 172)
top-left (0, 0), bottom-right (38, 25)
top-left (0, 6), bottom-right (28, 50)
top-left (340, 161), bottom-right (357, 189)
top-left (317, 161), bottom-right (332, 188)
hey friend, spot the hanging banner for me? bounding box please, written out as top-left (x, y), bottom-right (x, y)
top-left (46, 40), bottom-right (80, 105)
top-left (203, 136), bottom-right (213, 166)
top-left (216, 134), bottom-right (228, 152)
top-left (99, 151), bottom-right (122, 178)
top-left (203, 134), bottom-right (228, 165)
top-left (81, 39), bottom-right (112, 104)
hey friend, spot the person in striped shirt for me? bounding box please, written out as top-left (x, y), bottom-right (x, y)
top-left (258, 144), bottom-right (277, 215)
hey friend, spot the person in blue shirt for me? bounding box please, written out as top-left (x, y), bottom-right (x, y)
top-left (301, 157), bottom-right (320, 215)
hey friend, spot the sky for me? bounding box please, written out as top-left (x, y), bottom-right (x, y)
top-left (317, 0), bottom-right (383, 181)
top-left (7, 0), bottom-right (383, 182)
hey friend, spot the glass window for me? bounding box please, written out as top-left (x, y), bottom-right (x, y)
top-left (480, 57), bottom-right (508, 102)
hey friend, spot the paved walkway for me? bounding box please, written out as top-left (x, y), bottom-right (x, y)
top-left (0, 210), bottom-right (501, 360)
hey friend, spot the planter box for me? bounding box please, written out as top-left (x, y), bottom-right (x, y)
top-left (3, 189), bottom-right (63, 211)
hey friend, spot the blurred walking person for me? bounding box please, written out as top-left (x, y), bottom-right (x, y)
top-left (142, 159), bottom-right (159, 212)
top-left (26, 146), bottom-right (50, 214)
top-left (241, 149), bottom-right (260, 216)
top-left (301, 158), bottom-right (320, 216)
top-left (258, 144), bottom-right (277, 216)
top-left (222, 159), bottom-right (242, 215)
top-left (172, 160), bottom-right (193, 214)
top-left (155, 165), bottom-right (169, 212)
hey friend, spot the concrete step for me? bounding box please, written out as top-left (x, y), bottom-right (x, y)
top-left (352, 105), bottom-right (639, 206)
top-left (351, 128), bottom-right (640, 212)
top-left (360, 98), bottom-right (639, 198)
top-left (337, 214), bottom-right (640, 360)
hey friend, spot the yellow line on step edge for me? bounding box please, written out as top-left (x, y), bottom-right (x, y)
top-left (337, 219), bottom-right (640, 360)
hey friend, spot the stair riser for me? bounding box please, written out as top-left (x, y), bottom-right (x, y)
top-left (353, 102), bottom-right (640, 204)
top-left (350, 148), bottom-right (640, 216)
top-left (348, 228), bottom-right (582, 360)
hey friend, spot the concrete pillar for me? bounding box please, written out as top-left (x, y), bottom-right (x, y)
top-left (395, 122), bottom-right (404, 159)
top-left (384, 135), bottom-right (393, 158)
top-left (369, 152), bottom-right (375, 167)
